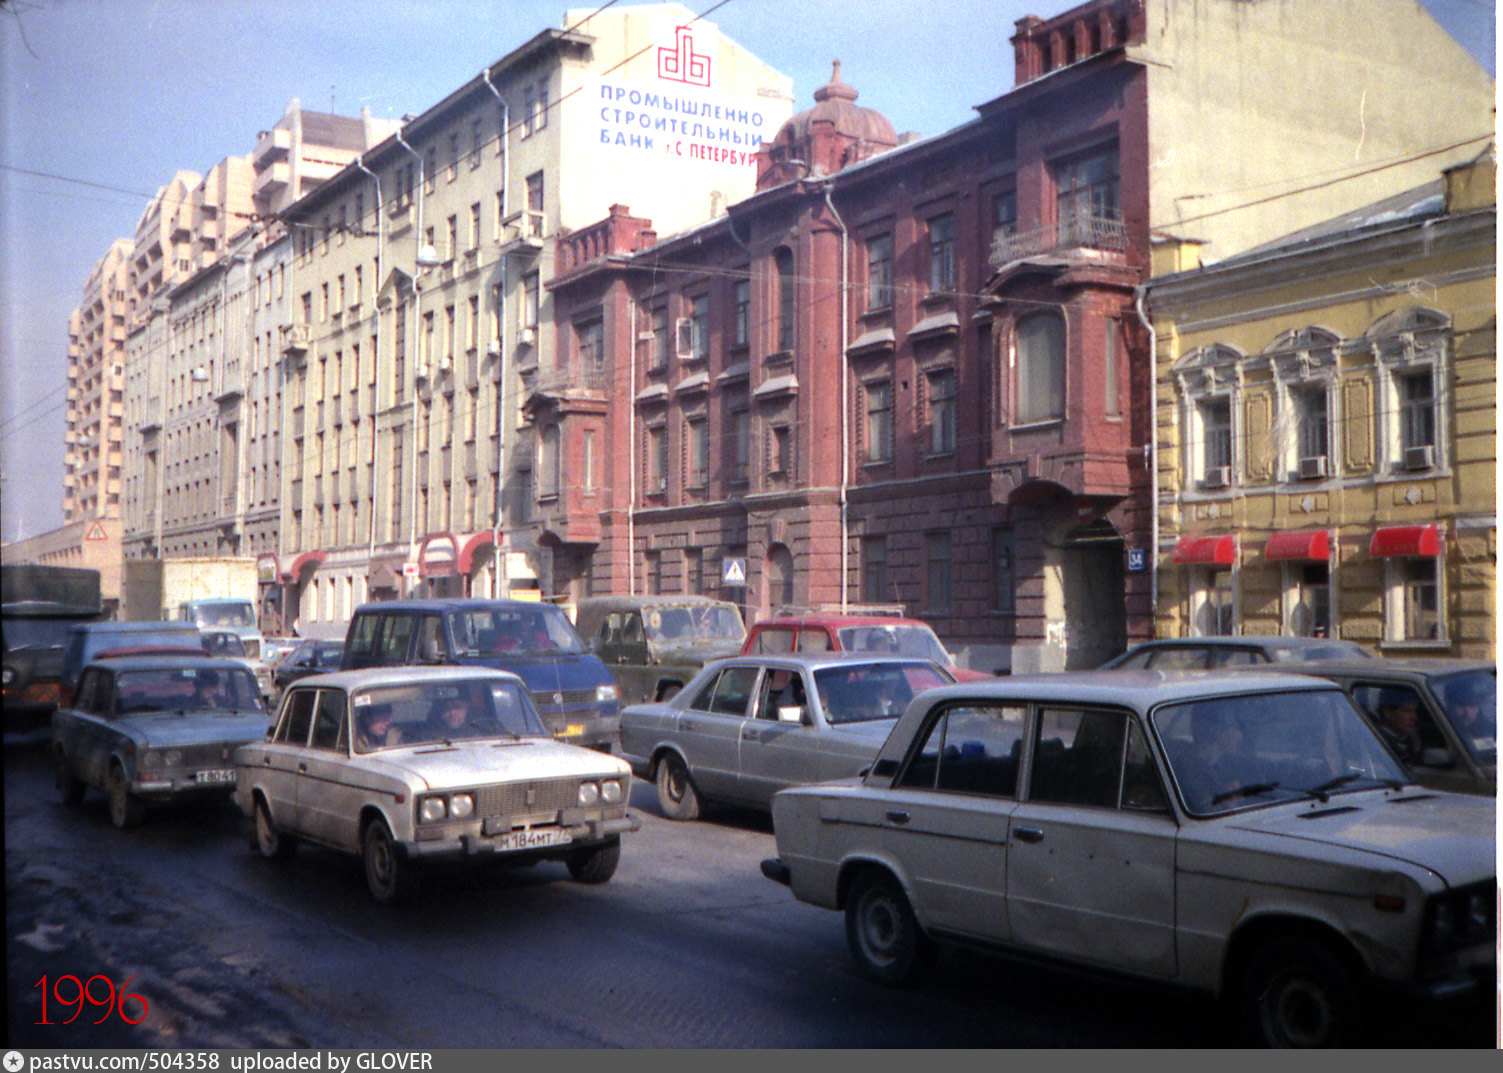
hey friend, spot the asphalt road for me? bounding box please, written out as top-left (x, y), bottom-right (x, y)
top-left (2, 731), bottom-right (1456, 1050)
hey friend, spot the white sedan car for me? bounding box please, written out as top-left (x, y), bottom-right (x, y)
top-left (235, 666), bottom-right (639, 902)
top-left (761, 670), bottom-right (1495, 1047)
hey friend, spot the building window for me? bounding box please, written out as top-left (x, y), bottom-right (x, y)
top-left (525, 171), bottom-right (544, 236)
top-left (866, 233), bottom-right (892, 310)
top-left (1386, 557), bottom-right (1440, 642)
top-left (862, 535), bottom-right (887, 604)
top-left (1285, 562), bottom-right (1330, 638)
top-left (732, 277), bottom-right (750, 348)
top-left (447, 131), bottom-right (460, 180)
top-left (1295, 386), bottom-right (1329, 470)
top-left (582, 430), bottom-right (596, 492)
top-left (1199, 397), bottom-right (1232, 487)
top-left (470, 117), bottom-right (483, 166)
top-left (576, 318), bottom-right (604, 382)
top-left (684, 293), bottom-right (710, 362)
top-left (992, 527), bottom-right (1014, 613)
top-left (1192, 567), bottom-right (1235, 636)
top-left (469, 203), bottom-right (481, 250)
top-left (1104, 319), bottom-right (1120, 417)
top-left (1055, 146), bottom-right (1120, 244)
top-left (688, 418), bottom-right (709, 488)
top-left (521, 271), bottom-right (539, 331)
top-left (865, 381), bottom-right (893, 463)
top-left (927, 369), bottom-right (956, 455)
top-left (539, 425), bottom-right (560, 499)
top-left (1399, 369), bottom-right (1435, 453)
top-left (729, 407), bottom-right (750, 483)
top-left (926, 532), bottom-right (952, 613)
top-left (651, 305), bottom-right (670, 370)
top-left (535, 80), bottom-right (549, 130)
top-left (928, 214), bottom-right (954, 293)
top-left (1015, 312), bottom-right (1064, 423)
top-left (769, 425), bottom-right (792, 476)
top-left (648, 426), bottom-right (669, 494)
top-left (993, 190), bottom-right (1017, 239)
top-left (522, 86), bottom-right (536, 136)
top-left (774, 247), bottom-right (795, 352)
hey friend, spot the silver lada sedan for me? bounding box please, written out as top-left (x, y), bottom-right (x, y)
top-left (235, 666), bottom-right (639, 902)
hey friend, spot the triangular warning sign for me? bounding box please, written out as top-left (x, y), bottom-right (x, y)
top-left (85, 522), bottom-right (108, 541)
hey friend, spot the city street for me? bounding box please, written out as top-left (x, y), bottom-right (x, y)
top-left (5, 732), bottom-right (1236, 1049)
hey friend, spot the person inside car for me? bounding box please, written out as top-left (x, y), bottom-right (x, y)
top-left (1374, 689), bottom-right (1423, 762)
top-left (422, 695), bottom-right (482, 741)
top-left (196, 669), bottom-right (231, 710)
top-left (356, 704), bottom-right (402, 752)
top-left (1445, 678), bottom-right (1493, 740)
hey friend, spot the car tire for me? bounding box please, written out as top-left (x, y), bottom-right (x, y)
top-left (252, 796), bottom-right (297, 860)
top-left (565, 836), bottom-right (621, 884)
top-left (845, 869), bottom-right (935, 986)
top-left (655, 753), bottom-right (700, 821)
top-left (1242, 936), bottom-right (1364, 1047)
top-left (363, 817), bottom-right (414, 903)
top-left (106, 763), bottom-right (143, 829)
top-left (54, 749), bottom-right (86, 806)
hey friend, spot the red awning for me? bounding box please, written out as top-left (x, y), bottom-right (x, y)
top-left (457, 532), bottom-right (495, 575)
top-left (1370, 524), bottom-right (1440, 558)
top-left (1264, 529), bottom-right (1330, 562)
top-left (281, 550), bottom-right (326, 582)
top-left (1173, 534), bottom-right (1237, 566)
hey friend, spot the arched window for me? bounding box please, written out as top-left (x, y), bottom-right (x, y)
top-left (1015, 312), bottom-right (1065, 423)
top-left (774, 247), bottom-right (795, 352)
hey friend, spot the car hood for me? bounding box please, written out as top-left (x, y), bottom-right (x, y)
top-left (117, 711), bottom-right (271, 747)
top-left (824, 717), bottom-right (901, 744)
top-left (653, 639), bottom-right (745, 664)
top-left (355, 737), bottom-right (630, 792)
top-left (1222, 789), bottom-right (1495, 885)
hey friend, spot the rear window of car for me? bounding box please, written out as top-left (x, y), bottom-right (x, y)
top-left (747, 627), bottom-right (797, 654)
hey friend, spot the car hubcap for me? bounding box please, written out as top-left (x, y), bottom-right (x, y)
top-left (861, 894), bottom-right (899, 963)
top-left (1267, 975), bottom-right (1332, 1046)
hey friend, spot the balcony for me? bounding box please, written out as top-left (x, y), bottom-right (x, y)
top-left (499, 209), bottom-right (546, 254)
top-left (281, 323), bottom-right (312, 360)
top-left (990, 214), bottom-right (1128, 268)
top-left (252, 126), bottom-right (292, 168)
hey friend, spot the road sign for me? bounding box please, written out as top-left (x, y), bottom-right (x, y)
top-left (722, 557), bottom-right (746, 586)
top-left (85, 522), bottom-right (107, 541)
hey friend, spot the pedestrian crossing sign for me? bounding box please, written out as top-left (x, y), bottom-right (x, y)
top-left (722, 558), bottom-right (746, 586)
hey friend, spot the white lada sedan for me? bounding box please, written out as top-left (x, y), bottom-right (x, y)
top-left (761, 670), bottom-right (1495, 1047)
top-left (235, 666), bottom-right (639, 902)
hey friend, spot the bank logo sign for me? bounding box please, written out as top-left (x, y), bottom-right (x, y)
top-left (596, 25), bottom-right (769, 168)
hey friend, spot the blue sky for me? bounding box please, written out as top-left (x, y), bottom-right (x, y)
top-left (0, 0), bottom-right (1493, 543)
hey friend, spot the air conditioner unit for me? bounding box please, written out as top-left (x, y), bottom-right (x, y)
top-left (414, 363), bottom-right (430, 382)
top-left (1297, 455), bottom-right (1328, 480)
top-left (518, 327), bottom-right (536, 347)
top-left (437, 356), bottom-right (452, 373)
top-left (486, 342), bottom-right (501, 358)
top-left (1200, 466), bottom-right (1229, 490)
top-left (1403, 444), bottom-right (1435, 471)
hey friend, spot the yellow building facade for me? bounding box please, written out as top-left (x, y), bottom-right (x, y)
top-left (1145, 152), bottom-right (1496, 658)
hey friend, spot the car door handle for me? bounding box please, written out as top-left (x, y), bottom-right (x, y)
top-left (741, 728), bottom-right (760, 742)
top-left (298, 763), bottom-right (308, 772)
top-left (1013, 826), bottom-right (1044, 843)
top-left (885, 810), bottom-right (910, 825)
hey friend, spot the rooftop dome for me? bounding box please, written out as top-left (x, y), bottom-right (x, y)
top-left (764, 62), bottom-right (897, 177)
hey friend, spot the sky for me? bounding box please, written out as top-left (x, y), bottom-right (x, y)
top-left (0, 0), bottom-right (1495, 545)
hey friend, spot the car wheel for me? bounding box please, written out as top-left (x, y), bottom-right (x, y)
top-left (565, 837), bottom-right (621, 884)
top-left (363, 817), bottom-right (414, 903)
top-left (655, 753), bottom-right (700, 821)
top-left (1242, 936), bottom-right (1364, 1047)
top-left (252, 796), bottom-right (296, 860)
top-left (844, 869), bottom-right (935, 986)
top-left (54, 750), bottom-right (85, 806)
top-left (106, 763), bottom-right (143, 829)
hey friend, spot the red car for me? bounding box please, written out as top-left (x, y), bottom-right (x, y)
top-left (741, 611), bottom-right (991, 681)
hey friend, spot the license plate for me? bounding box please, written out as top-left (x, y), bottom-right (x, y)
top-left (560, 724), bottom-right (584, 738)
top-left (195, 769), bottom-right (236, 785)
top-left (495, 828), bottom-right (569, 852)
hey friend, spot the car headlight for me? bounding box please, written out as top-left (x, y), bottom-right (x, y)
top-left (596, 683), bottom-right (620, 704)
top-left (418, 796), bottom-right (447, 823)
top-left (449, 793), bottom-right (474, 820)
top-left (578, 781), bottom-right (601, 806)
top-left (600, 779), bottom-right (623, 805)
top-left (139, 750), bottom-right (161, 770)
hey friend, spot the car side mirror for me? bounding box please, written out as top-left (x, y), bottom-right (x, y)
top-left (1418, 746), bottom-right (1456, 769)
top-left (778, 705), bottom-right (806, 725)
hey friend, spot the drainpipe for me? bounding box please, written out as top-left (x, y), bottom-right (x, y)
top-left (352, 154), bottom-right (383, 574)
top-left (1134, 282), bottom-right (1158, 638)
top-left (482, 68), bottom-right (510, 598)
top-left (822, 182), bottom-right (850, 612)
top-left (393, 128), bottom-right (426, 586)
top-left (627, 294), bottom-right (637, 596)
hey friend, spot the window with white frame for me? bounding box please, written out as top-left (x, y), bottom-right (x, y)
top-left (1015, 312), bottom-right (1064, 424)
top-left (866, 233), bottom-right (893, 310)
top-left (685, 293), bottom-right (709, 362)
top-left (1370, 308), bottom-right (1448, 473)
top-left (1174, 343), bottom-right (1243, 491)
top-left (1198, 397), bottom-right (1232, 487)
top-left (1386, 556), bottom-right (1441, 642)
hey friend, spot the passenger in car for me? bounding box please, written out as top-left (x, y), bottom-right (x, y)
top-left (1182, 705), bottom-right (1251, 810)
top-left (356, 704), bottom-right (402, 751)
top-left (423, 695), bottom-right (481, 741)
top-left (1374, 690), bottom-right (1423, 762)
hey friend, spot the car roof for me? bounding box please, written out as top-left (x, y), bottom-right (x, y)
top-left (702, 653), bottom-right (949, 673)
top-left (1263, 657), bottom-right (1494, 679)
top-left (577, 594), bottom-right (735, 610)
top-left (88, 654), bottom-right (255, 672)
top-left (350, 599), bottom-right (559, 614)
top-left (910, 668), bottom-right (1341, 710)
top-left (281, 665), bottom-right (529, 691)
top-left (70, 621), bottom-right (200, 635)
top-left (750, 615), bottom-right (936, 630)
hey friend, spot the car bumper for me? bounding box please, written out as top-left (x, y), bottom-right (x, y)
top-left (760, 857), bottom-right (792, 886)
top-left (130, 772), bottom-right (239, 799)
top-left (397, 812), bottom-right (642, 862)
top-left (538, 709), bottom-right (620, 753)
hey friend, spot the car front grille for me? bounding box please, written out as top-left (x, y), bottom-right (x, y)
top-left (158, 743), bottom-right (239, 768)
top-left (534, 688), bottom-right (601, 713)
top-left (474, 778), bottom-right (578, 819)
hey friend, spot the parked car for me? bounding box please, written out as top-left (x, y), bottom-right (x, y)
top-left (51, 654), bottom-right (270, 828)
top-left (575, 594), bottom-right (746, 705)
top-left (272, 639), bottom-right (345, 696)
top-left (1099, 635), bottom-right (1371, 670)
top-left (761, 670), bottom-right (1495, 1047)
top-left (741, 610), bottom-right (991, 681)
top-left (619, 654), bottom-right (955, 820)
top-left (340, 600), bottom-right (621, 752)
top-left (1262, 658), bottom-right (1495, 796)
top-left (59, 621), bottom-right (203, 707)
top-left (234, 666), bottom-right (639, 902)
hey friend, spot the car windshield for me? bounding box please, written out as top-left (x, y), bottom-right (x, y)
top-left (1265, 640), bottom-right (1372, 662)
top-left (451, 605), bottom-right (587, 656)
top-left (313, 643), bottom-right (344, 670)
top-left (813, 662), bottom-right (951, 725)
top-left (3, 617), bottom-right (77, 651)
top-left (1151, 689), bottom-right (1409, 816)
top-left (1433, 670), bottom-right (1496, 764)
top-left (644, 605), bottom-right (746, 644)
top-left (116, 666), bottom-right (262, 715)
top-left (191, 603), bottom-right (255, 628)
top-left (837, 624), bottom-right (951, 664)
top-left (352, 678), bottom-right (546, 752)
